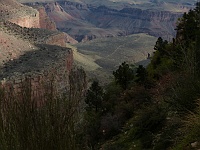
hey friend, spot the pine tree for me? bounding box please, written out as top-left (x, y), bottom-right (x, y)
top-left (113, 62), bottom-right (135, 90)
top-left (135, 65), bottom-right (148, 85)
top-left (85, 81), bottom-right (104, 112)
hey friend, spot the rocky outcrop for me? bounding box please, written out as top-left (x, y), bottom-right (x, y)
top-left (0, 0), bottom-right (40, 28)
top-left (37, 6), bottom-right (57, 30)
top-left (0, 1), bottom-right (54, 29)
top-left (0, 21), bottom-right (74, 74)
top-left (74, 34), bottom-right (97, 42)
top-left (45, 32), bottom-right (78, 47)
top-left (8, 14), bottom-right (40, 28)
top-left (0, 44), bottom-right (75, 99)
top-left (44, 2), bottom-right (74, 22)
top-left (11, 2), bottom-right (78, 43)
top-left (0, 21), bottom-right (76, 96)
top-left (0, 0), bottom-right (83, 99)
top-left (0, 0), bottom-right (78, 45)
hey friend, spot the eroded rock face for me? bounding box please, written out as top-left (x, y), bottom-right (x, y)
top-left (0, 0), bottom-right (59, 30)
top-left (0, 45), bottom-right (75, 100)
top-left (9, 14), bottom-right (40, 28)
top-left (0, 0), bottom-right (82, 99)
top-left (37, 6), bottom-right (57, 30)
top-left (0, 21), bottom-right (76, 96)
top-left (0, 0), bottom-right (40, 28)
top-left (88, 6), bottom-right (182, 37)
top-left (46, 32), bottom-right (78, 46)
top-left (38, 1), bottom-right (183, 41)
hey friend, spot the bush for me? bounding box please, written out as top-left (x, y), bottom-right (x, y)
top-left (167, 76), bottom-right (200, 112)
top-left (128, 105), bottom-right (167, 149)
top-left (173, 100), bottom-right (200, 150)
top-left (0, 70), bottom-right (86, 150)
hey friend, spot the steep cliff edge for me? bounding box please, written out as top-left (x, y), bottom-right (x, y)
top-left (0, 0), bottom-right (79, 94)
top-left (0, 20), bottom-right (76, 96)
top-left (0, 0), bottom-right (57, 30)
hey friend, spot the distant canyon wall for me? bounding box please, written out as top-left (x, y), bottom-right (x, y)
top-left (39, 1), bottom-right (183, 41)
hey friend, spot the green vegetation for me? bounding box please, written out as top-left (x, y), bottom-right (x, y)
top-left (80, 2), bottom-right (200, 149)
top-left (85, 80), bottom-right (104, 112)
top-left (113, 62), bottom-right (135, 90)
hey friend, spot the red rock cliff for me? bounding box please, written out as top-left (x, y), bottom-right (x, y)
top-left (45, 32), bottom-right (78, 46)
top-left (37, 6), bottom-right (57, 31)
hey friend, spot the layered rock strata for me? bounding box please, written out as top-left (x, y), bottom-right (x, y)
top-left (37, 1), bottom-right (184, 41)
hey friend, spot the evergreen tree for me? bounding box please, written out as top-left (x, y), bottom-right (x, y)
top-left (176, 2), bottom-right (200, 45)
top-left (175, 2), bottom-right (200, 75)
top-left (135, 65), bottom-right (148, 85)
top-left (113, 62), bottom-right (135, 90)
top-left (85, 81), bottom-right (104, 112)
top-left (154, 37), bottom-right (168, 55)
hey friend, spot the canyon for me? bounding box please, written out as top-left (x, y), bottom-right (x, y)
top-left (0, 0), bottom-right (82, 96)
top-left (0, 0), bottom-right (194, 88)
top-left (24, 1), bottom-right (192, 42)
top-left (22, 0), bottom-right (190, 81)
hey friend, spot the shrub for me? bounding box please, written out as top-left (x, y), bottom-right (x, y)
top-left (167, 76), bottom-right (200, 113)
top-left (0, 70), bottom-right (86, 150)
top-left (173, 100), bottom-right (200, 150)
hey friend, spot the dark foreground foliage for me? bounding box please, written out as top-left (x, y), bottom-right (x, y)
top-left (0, 68), bottom-right (86, 150)
top-left (82, 2), bottom-right (200, 150)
